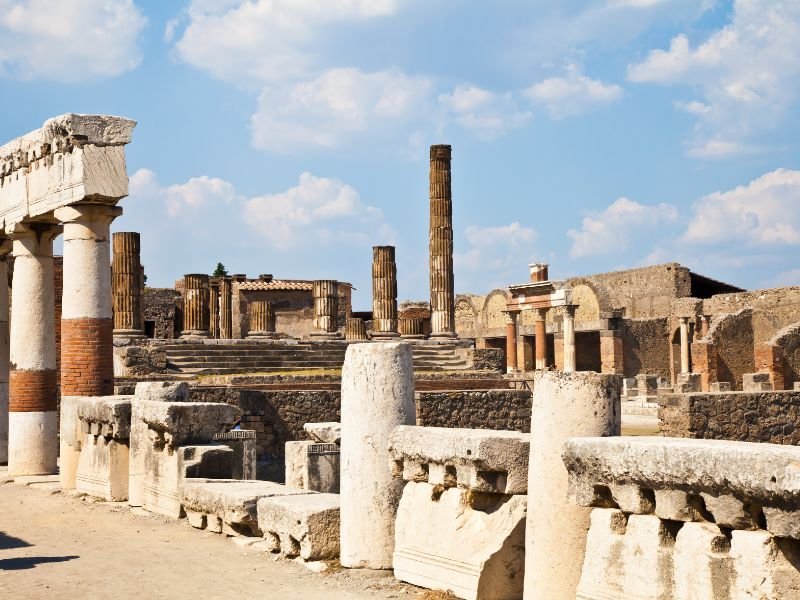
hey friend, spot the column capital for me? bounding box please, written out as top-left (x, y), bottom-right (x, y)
top-left (6, 220), bottom-right (62, 255)
top-left (503, 310), bottom-right (519, 325)
top-left (564, 305), bottom-right (576, 318)
top-left (54, 203), bottom-right (123, 225)
top-left (534, 307), bottom-right (548, 321)
top-left (678, 316), bottom-right (690, 324)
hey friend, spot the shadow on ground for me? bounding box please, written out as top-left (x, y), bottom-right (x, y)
top-left (0, 555), bottom-right (79, 570)
top-left (0, 531), bottom-right (32, 550)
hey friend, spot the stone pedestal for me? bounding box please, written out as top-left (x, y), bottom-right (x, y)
top-left (372, 246), bottom-right (399, 339)
top-left (563, 306), bottom-right (576, 373)
top-left (0, 242), bottom-right (10, 464)
top-left (285, 440), bottom-right (340, 493)
top-left (429, 144), bottom-right (456, 339)
top-left (7, 223), bottom-right (61, 477)
top-left (181, 274), bottom-right (211, 338)
top-left (248, 300), bottom-right (278, 338)
top-left (219, 277), bottom-right (233, 339)
top-left (209, 281), bottom-right (220, 339)
top-left (310, 280), bottom-right (342, 339)
top-left (535, 309), bottom-right (547, 370)
top-left (505, 312), bottom-right (518, 373)
top-left (111, 232), bottom-right (144, 337)
top-left (399, 317), bottom-right (425, 339)
top-left (340, 342), bottom-right (415, 569)
top-left (344, 317), bottom-right (368, 341)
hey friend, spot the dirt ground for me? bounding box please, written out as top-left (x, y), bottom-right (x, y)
top-left (0, 475), bottom-right (430, 600)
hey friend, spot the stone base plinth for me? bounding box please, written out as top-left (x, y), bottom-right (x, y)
top-left (113, 329), bottom-right (146, 338)
top-left (180, 330), bottom-right (211, 339)
top-left (400, 334), bottom-right (426, 340)
top-left (309, 332), bottom-right (343, 340)
top-left (429, 331), bottom-right (458, 339)
top-left (247, 332), bottom-right (282, 340)
top-left (371, 332), bottom-right (401, 340)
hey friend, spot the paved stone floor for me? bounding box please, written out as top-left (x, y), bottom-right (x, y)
top-left (0, 469), bottom-right (425, 599)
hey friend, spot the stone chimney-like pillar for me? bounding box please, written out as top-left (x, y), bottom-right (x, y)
top-left (311, 280), bottom-right (342, 339)
top-left (219, 276), bottom-right (233, 339)
top-left (429, 145), bottom-right (457, 338)
top-left (7, 222), bottom-right (61, 476)
top-left (372, 246), bottom-right (399, 339)
top-left (0, 240), bottom-right (11, 465)
top-left (534, 308), bottom-right (547, 370)
top-left (112, 232), bottom-right (144, 337)
top-left (563, 306), bottom-right (576, 373)
top-left (181, 274), bottom-right (211, 338)
top-left (209, 281), bottom-right (220, 338)
top-left (248, 299), bottom-right (277, 338)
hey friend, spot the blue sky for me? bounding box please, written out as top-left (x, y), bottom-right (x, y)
top-left (1, 0), bottom-right (799, 309)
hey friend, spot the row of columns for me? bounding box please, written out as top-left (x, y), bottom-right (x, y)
top-left (505, 306), bottom-right (577, 374)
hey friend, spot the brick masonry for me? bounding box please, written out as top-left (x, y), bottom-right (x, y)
top-left (9, 369), bottom-right (57, 412)
top-left (61, 318), bottom-right (114, 396)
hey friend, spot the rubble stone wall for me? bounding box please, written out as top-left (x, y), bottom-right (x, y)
top-left (143, 288), bottom-right (180, 339)
top-left (704, 286), bottom-right (800, 343)
top-left (620, 318), bottom-right (670, 379)
top-left (708, 309), bottom-right (754, 389)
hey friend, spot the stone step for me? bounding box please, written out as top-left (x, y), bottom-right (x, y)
top-left (167, 361), bottom-right (345, 370)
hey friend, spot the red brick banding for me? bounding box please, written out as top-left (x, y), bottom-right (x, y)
top-left (9, 369), bottom-right (58, 412)
top-left (61, 317), bottom-right (114, 396)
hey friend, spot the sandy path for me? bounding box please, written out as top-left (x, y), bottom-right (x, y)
top-left (0, 477), bottom-right (424, 600)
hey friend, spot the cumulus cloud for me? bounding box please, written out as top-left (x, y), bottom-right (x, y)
top-left (456, 222), bottom-right (537, 271)
top-left (251, 68), bottom-right (434, 153)
top-left (438, 85), bottom-right (532, 139)
top-left (627, 0), bottom-right (800, 156)
top-left (683, 168), bottom-right (800, 246)
top-left (568, 197), bottom-right (679, 258)
top-left (523, 65), bottom-right (623, 119)
top-left (130, 169), bottom-right (240, 218)
top-left (0, 0), bottom-right (146, 81)
top-left (244, 172), bottom-right (395, 248)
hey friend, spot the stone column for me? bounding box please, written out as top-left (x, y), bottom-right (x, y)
top-left (340, 342), bottom-right (415, 569)
top-left (311, 280), bottom-right (342, 339)
top-left (505, 312), bottom-right (518, 373)
top-left (181, 274), bottom-right (211, 338)
top-left (219, 276), bottom-right (233, 339)
top-left (534, 308), bottom-right (547, 370)
top-left (523, 371), bottom-right (621, 600)
top-left (372, 246), bottom-right (399, 339)
top-left (679, 317), bottom-right (690, 374)
top-left (209, 281), bottom-right (220, 338)
top-left (600, 330), bottom-right (624, 374)
top-left (0, 240), bottom-right (11, 464)
top-left (399, 317), bottom-right (425, 339)
top-left (700, 315), bottom-right (711, 338)
top-left (248, 300), bottom-right (277, 338)
top-left (111, 232), bottom-right (144, 337)
top-left (563, 306), bottom-right (576, 373)
top-left (7, 222), bottom-right (61, 476)
top-left (345, 317), bottom-right (368, 341)
top-left (429, 144), bottom-right (456, 338)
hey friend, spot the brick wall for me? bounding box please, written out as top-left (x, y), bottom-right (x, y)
top-left (61, 318), bottom-right (114, 396)
top-left (9, 370), bottom-right (57, 411)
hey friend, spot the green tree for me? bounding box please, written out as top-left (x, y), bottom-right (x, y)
top-left (212, 262), bottom-right (228, 277)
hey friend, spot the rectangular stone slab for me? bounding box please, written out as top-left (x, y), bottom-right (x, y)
top-left (257, 493), bottom-right (340, 560)
top-left (77, 395), bottom-right (133, 441)
top-left (138, 400), bottom-right (240, 447)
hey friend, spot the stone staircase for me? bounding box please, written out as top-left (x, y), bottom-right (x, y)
top-left (163, 341), bottom-right (470, 374)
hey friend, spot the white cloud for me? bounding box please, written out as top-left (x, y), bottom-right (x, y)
top-left (438, 85), bottom-right (532, 139)
top-left (130, 169), bottom-right (240, 218)
top-left (683, 168), bottom-right (800, 246)
top-left (173, 0), bottom-right (397, 84)
top-left (0, 0), bottom-right (146, 81)
top-left (244, 172), bottom-right (395, 248)
top-left (523, 65), bottom-right (623, 119)
top-left (251, 68), bottom-right (434, 153)
top-left (568, 197), bottom-right (679, 258)
top-left (628, 0), bottom-right (800, 156)
top-left (456, 222), bottom-right (537, 271)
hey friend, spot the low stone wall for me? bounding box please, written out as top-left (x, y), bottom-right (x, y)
top-left (467, 348), bottom-right (504, 372)
top-left (659, 390), bottom-right (800, 444)
top-left (415, 389), bottom-right (532, 433)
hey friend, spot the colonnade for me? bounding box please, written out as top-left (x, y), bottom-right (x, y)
top-left (504, 306), bottom-right (576, 374)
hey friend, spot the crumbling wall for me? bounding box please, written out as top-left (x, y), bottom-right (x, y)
top-left (705, 286), bottom-right (800, 343)
top-left (772, 322), bottom-right (800, 389)
top-left (659, 391), bottom-right (800, 444)
top-left (620, 318), bottom-right (670, 379)
top-left (709, 308), bottom-right (754, 389)
top-left (143, 288), bottom-right (180, 339)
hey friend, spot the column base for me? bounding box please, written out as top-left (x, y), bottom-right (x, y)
top-left (400, 334), bottom-right (426, 340)
top-left (429, 331), bottom-right (458, 339)
top-left (113, 329), bottom-right (147, 339)
top-left (8, 411), bottom-right (58, 477)
top-left (371, 332), bottom-right (401, 340)
top-left (247, 332), bottom-right (283, 340)
top-left (309, 332), bottom-right (344, 340)
top-left (180, 330), bottom-right (211, 339)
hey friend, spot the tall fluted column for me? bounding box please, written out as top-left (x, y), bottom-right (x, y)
top-left (209, 281), bottom-right (220, 338)
top-left (505, 311), bottom-right (518, 373)
top-left (563, 306), bottom-right (576, 373)
top-left (7, 222), bottom-right (61, 476)
top-left (112, 231), bottom-right (144, 337)
top-left (0, 239), bottom-right (11, 464)
top-left (679, 316), bottom-right (690, 374)
top-left (372, 246), bottom-right (399, 339)
top-left (534, 308), bottom-right (547, 370)
top-left (181, 274), bottom-right (211, 338)
top-left (311, 280), bottom-right (342, 339)
top-left (429, 144), bottom-right (456, 338)
top-left (219, 276), bottom-right (233, 339)
top-left (248, 300), bottom-right (277, 338)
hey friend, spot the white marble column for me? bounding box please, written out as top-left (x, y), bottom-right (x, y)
top-left (679, 316), bottom-right (690, 375)
top-left (563, 306), bottom-right (576, 373)
top-left (534, 308), bottom-right (547, 370)
top-left (0, 239), bottom-right (11, 464)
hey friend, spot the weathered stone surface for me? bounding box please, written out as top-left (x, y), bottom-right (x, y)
top-left (576, 509), bottom-right (627, 600)
top-left (181, 479), bottom-right (312, 536)
top-left (303, 421), bottom-right (341, 444)
top-left (394, 481), bottom-right (526, 600)
top-left (743, 371), bottom-right (772, 392)
top-left (257, 493), bottom-right (340, 560)
top-left (138, 401), bottom-right (239, 448)
top-left (388, 425), bottom-right (529, 494)
top-left (77, 396), bottom-right (132, 441)
top-left (673, 523), bottom-right (731, 600)
top-left (134, 381), bottom-right (190, 403)
top-left (653, 489), bottom-right (705, 522)
top-left (285, 440), bottom-right (340, 494)
top-left (212, 430), bottom-right (257, 480)
top-left (730, 530), bottom-right (800, 598)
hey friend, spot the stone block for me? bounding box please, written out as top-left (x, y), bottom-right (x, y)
top-left (654, 490), bottom-right (704, 522)
top-left (257, 493), bottom-right (340, 560)
top-left (576, 509), bottom-right (627, 600)
top-left (77, 396), bottom-right (133, 441)
top-left (285, 440), bottom-right (340, 493)
top-left (394, 481), bottom-right (526, 600)
top-left (764, 507), bottom-right (800, 539)
top-left (181, 479), bottom-right (312, 536)
top-left (673, 523), bottom-right (731, 600)
top-left (212, 430), bottom-right (257, 480)
top-left (635, 374), bottom-right (658, 396)
top-left (675, 372), bottom-right (701, 393)
top-left (303, 421), bottom-right (341, 444)
top-left (610, 484), bottom-right (654, 514)
top-left (75, 437), bottom-right (130, 502)
top-left (138, 400), bottom-right (240, 448)
top-left (743, 372), bottom-right (772, 392)
top-left (710, 382), bottom-right (732, 392)
top-left (619, 515), bottom-right (676, 599)
top-left (700, 493), bottom-right (759, 530)
top-left (730, 529), bottom-right (800, 598)
top-left (388, 425), bottom-right (528, 494)
top-left (134, 381), bottom-right (190, 403)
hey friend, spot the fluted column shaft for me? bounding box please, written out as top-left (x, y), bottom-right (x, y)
top-left (112, 231), bottom-right (144, 336)
top-left (345, 318), bottom-right (368, 341)
top-left (248, 300), bottom-right (276, 337)
top-left (429, 144), bottom-right (456, 338)
top-left (181, 274), bottom-right (211, 338)
top-left (312, 280), bottom-right (340, 336)
top-left (219, 277), bottom-right (233, 339)
top-left (372, 246), bottom-right (399, 338)
top-left (563, 306), bottom-right (576, 373)
top-left (209, 282), bottom-right (220, 338)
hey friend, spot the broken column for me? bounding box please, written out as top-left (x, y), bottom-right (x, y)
top-left (372, 246), bottom-right (399, 339)
top-left (7, 223), bottom-right (61, 476)
top-left (535, 308), bottom-right (547, 370)
top-left (563, 306), bottom-right (576, 373)
top-left (700, 315), bottom-right (711, 338)
top-left (209, 281), bottom-right (220, 338)
top-left (181, 273), bottom-right (211, 338)
top-left (247, 299), bottom-right (277, 338)
top-left (523, 371), bottom-right (621, 599)
top-left (345, 317), bottom-right (368, 341)
top-left (219, 276), bottom-right (233, 339)
top-left (505, 311), bottom-right (518, 373)
top-left (311, 279), bottom-right (342, 339)
top-left (429, 144), bottom-right (456, 338)
top-left (679, 316), bottom-right (690, 374)
top-left (111, 232), bottom-right (144, 337)
top-left (399, 316), bottom-right (425, 339)
top-left (0, 241), bottom-right (9, 464)
top-left (340, 342), bottom-right (415, 569)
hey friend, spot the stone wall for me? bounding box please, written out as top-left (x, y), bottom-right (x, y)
top-left (143, 288), bottom-right (180, 339)
top-left (773, 322), bottom-right (800, 389)
top-left (659, 390), bottom-right (800, 444)
top-left (620, 318), bottom-right (670, 379)
top-left (704, 286), bottom-right (800, 343)
top-left (708, 308), bottom-right (754, 389)
top-left (415, 389), bottom-right (532, 433)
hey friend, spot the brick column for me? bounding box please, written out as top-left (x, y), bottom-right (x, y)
top-left (311, 280), bottom-right (342, 339)
top-left (429, 144), bottom-right (456, 338)
top-left (248, 300), bottom-right (277, 338)
top-left (7, 222), bottom-right (61, 476)
top-left (219, 276), bottom-right (233, 339)
top-left (755, 343), bottom-right (785, 391)
top-left (372, 246), bottom-right (399, 339)
top-left (209, 281), bottom-right (220, 338)
top-left (181, 274), bottom-right (211, 338)
top-left (600, 330), bottom-right (624, 374)
top-left (563, 306), bottom-right (576, 373)
top-left (679, 317), bottom-right (690, 374)
top-left (534, 308), bottom-right (547, 370)
top-left (0, 239), bottom-right (10, 464)
top-left (505, 311), bottom-right (518, 373)
top-left (700, 315), bottom-right (711, 338)
top-left (691, 341), bottom-right (718, 392)
top-left (111, 232), bottom-right (144, 337)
